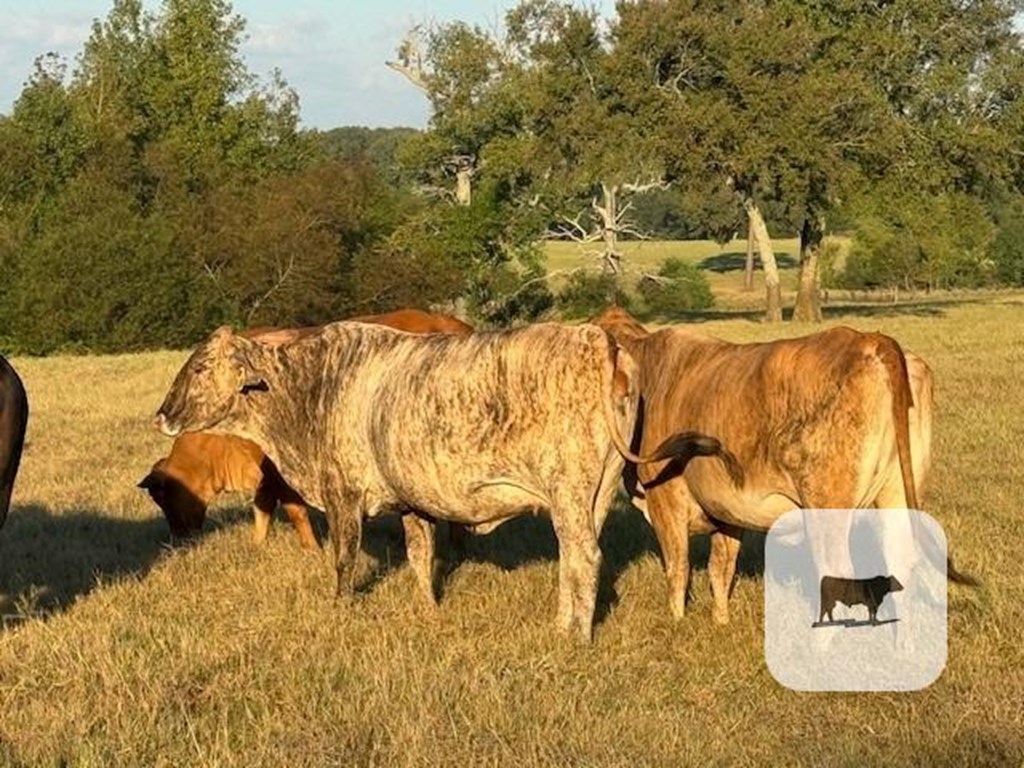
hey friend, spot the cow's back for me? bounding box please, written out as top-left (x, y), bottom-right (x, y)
top-left (163, 431), bottom-right (266, 495)
top-left (633, 326), bottom-right (904, 521)
top-left (352, 307), bottom-right (473, 335)
top-left (320, 322), bottom-right (624, 525)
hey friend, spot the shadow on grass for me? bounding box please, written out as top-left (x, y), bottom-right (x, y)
top-left (820, 302), bottom-right (948, 320)
top-left (0, 501), bottom-right (460, 619)
top-left (0, 503), bottom-right (169, 624)
top-left (447, 499), bottom-right (773, 627)
top-left (699, 252), bottom-right (798, 273)
top-left (204, 505), bottom-right (428, 598)
top-left (635, 296), bottom-right (972, 325)
top-left (811, 618), bottom-right (899, 628)
top-left (0, 498), bottom-right (772, 629)
top-left (452, 503), bottom-right (654, 624)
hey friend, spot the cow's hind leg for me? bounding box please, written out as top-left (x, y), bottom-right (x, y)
top-left (708, 524), bottom-right (742, 625)
top-left (645, 487), bottom-right (691, 621)
top-left (282, 502), bottom-right (318, 550)
top-left (551, 497), bottom-right (602, 643)
top-left (402, 511), bottom-right (439, 606)
top-left (252, 480), bottom-right (277, 545)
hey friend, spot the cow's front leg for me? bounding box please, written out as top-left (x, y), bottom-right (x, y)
top-left (402, 511), bottom-right (439, 606)
top-left (708, 524), bottom-right (742, 625)
top-left (327, 490), bottom-right (364, 602)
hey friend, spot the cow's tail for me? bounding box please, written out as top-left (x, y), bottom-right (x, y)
top-left (600, 338), bottom-right (744, 486)
top-left (875, 335), bottom-right (979, 587)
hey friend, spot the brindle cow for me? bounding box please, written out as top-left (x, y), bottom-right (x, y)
top-left (141, 309), bottom-right (473, 547)
top-left (593, 306), bottom-right (976, 624)
top-left (153, 322), bottom-right (738, 641)
top-left (1, 355), bottom-right (29, 531)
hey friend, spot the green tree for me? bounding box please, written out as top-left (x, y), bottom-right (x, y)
top-left (317, 126), bottom-right (419, 185)
top-left (391, 0), bottom-right (674, 317)
top-left (841, 186), bottom-right (997, 292)
top-left (637, 257), bottom-right (714, 316)
top-left (789, 0), bottom-right (1022, 318)
top-left (1, 0), bottom-right (403, 353)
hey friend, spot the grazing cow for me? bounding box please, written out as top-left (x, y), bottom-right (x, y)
top-left (141, 309), bottom-right (473, 547)
top-left (139, 432), bottom-right (317, 548)
top-left (153, 322), bottom-right (739, 641)
top-left (593, 306), bottom-right (975, 624)
top-left (817, 574), bottom-right (904, 625)
top-left (1, 355), bottom-right (29, 530)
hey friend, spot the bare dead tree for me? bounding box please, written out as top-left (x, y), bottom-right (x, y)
top-left (546, 179), bottom-right (669, 273)
top-left (386, 25), bottom-right (476, 207)
top-left (443, 154), bottom-right (476, 206)
top-left (385, 25), bottom-right (428, 92)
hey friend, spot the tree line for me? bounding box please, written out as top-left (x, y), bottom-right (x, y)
top-left (1, 0), bottom-right (1023, 354)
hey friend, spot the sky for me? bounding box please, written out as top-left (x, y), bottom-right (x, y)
top-left (0, 0), bottom-right (617, 130)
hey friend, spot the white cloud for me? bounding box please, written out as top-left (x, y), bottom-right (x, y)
top-left (0, 12), bottom-right (96, 48)
top-left (0, 11), bottom-right (96, 110)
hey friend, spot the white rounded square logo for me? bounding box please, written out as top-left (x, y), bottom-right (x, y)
top-left (764, 508), bottom-right (947, 692)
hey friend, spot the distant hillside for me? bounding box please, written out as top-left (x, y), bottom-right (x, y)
top-left (315, 126), bottom-right (419, 183)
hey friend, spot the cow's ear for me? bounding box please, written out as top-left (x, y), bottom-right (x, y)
top-left (235, 361), bottom-right (269, 395)
top-left (229, 337), bottom-right (270, 394)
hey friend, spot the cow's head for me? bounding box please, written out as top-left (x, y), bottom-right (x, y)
top-left (138, 459), bottom-right (208, 538)
top-left (154, 326), bottom-right (269, 438)
top-left (888, 575), bottom-right (905, 593)
top-left (589, 306), bottom-right (649, 347)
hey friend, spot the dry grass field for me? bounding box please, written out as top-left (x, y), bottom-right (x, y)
top-left (1, 297), bottom-right (1022, 766)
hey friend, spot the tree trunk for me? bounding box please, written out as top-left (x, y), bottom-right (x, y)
top-left (595, 182), bottom-right (622, 273)
top-left (744, 199), bottom-right (782, 322)
top-left (793, 214), bottom-right (824, 323)
top-left (455, 167), bottom-right (472, 206)
top-left (744, 232), bottom-right (756, 292)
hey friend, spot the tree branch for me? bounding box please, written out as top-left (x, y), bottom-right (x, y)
top-left (386, 26), bottom-right (429, 92)
top-left (245, 252), bottom-right (296, 324)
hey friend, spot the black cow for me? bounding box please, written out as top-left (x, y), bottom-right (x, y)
top-left (0, 355), bottom-right (29, 530)
top-left (818, 574), bottom-right (904, 625)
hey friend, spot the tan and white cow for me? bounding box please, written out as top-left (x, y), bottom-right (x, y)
top-left (593, 307), bottom-right (976, 624)
top-left (153, 322), bottom-right (740, 641)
